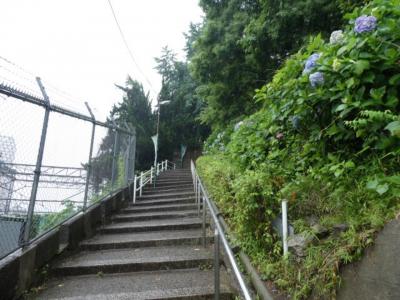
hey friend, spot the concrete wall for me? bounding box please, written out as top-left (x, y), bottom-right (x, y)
top-left (337, 219), bottom-right (400, 300)
top-left (0, 186), bottom-right (130, 300)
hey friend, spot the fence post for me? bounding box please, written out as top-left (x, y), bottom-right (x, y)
top-left (282, 199), bottom-right (289, 256)
top-left (111, 124), bottom-right (119, 188)
top-left (83, 102), bottom-right (96, 210)
top-left (214, 228), bottom-right (220, 300)
top-left (23, 77), bottom-right (51, 245)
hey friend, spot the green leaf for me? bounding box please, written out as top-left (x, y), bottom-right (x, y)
top-left (376, 184), bottom-right (389, 195)
top-left (389, 74), bottom-right (400, 86)
top-left (384, 121), bottom-right (400, 137)
top-left (370, 87), bottom-right (386, 101)
top-left (366, 179), bottom-right (378, 190)
top-left (344, 161), bottom-right (355, 169)
top-left (337, 45), bottom-right (348, 56)
top-left (335, 104), bottom-right (347, 112)
top-left (353, 60), bottom-right (370, 75)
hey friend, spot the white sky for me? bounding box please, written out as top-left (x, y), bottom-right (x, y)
top-left (0, 1), bottom-right (204, 212)
top-left (0, 0), bottom-right (203, 119)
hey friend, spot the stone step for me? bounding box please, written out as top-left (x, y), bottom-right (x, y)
top-left (143, 186), bottom-right (194, 195)
top-left (80, 229), bottom-right (212, 250)
top-left (53, 245), bottom-right (214, 276)
top-left (153, 180), bottom-right (194, 187)
top-left (35, 269), bottom-right (233, 299)
top-left (100, 217), bottom-right (205, 234)
top-left (138, 191), bottom-right (195, 201)
top-left (134, 197), bottom-right (195, 207)
top-left (144, 182), bottom-right (193, 190)
top-left (112, 210), bottom-right (199, 222)
top-left (122, 203), bottom-right (199, 214)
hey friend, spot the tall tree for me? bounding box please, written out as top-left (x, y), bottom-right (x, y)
top-left (190, 0), bottom-right (367, 130)
top-left (155, 47), bottom-right (209, 160)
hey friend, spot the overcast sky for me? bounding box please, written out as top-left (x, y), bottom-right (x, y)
top-left (0, 0), bottom-right (203, 119)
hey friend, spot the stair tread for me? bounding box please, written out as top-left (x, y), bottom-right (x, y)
top-left (55, 245), bottom-right (212, 269)
top-left (115, 210), bottom-right (198, 219)
top-left (35, 269), bottom-right (233, 299)
top-left (81, 229), bottom-right (209, 246)
top-left (138, 191), bottom-right (195, 199)
top-left (104, 217), bottom-right (203, 229)
top-left (124, 203), bottom-right (197, 212)
top-left (134, 197), bottom-right (195, 206)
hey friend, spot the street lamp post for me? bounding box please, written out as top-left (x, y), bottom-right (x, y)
top-left (152, 100), bottom-right (170, 177)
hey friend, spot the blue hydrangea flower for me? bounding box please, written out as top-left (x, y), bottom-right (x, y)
top-left (354, 15), bottom-right (377, 33)
top-left (309, 72), bottom-right (324, 87)
top-left (329, 30), bottom-right (344, 44)
top-left (303, 53), bottom-right (321, 74)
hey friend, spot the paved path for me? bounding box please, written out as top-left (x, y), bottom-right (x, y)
top-left (34, 169), bottom-right (235, 299)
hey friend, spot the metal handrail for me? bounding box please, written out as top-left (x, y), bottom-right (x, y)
top-left (190, 160), bottom-right (252, 300)
top-left (132, 160), bottom-right (174, 203)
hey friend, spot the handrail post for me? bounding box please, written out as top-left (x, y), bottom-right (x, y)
top-left (133, 175), bottom-right (137, 203)
top-left (23, 77), bottom-right (51, 245)
top-left (197, 181), bottom-right (201, 216)
top-left (83, 102), bottom-right (96, 210)
top-left (140, 171), bottom-right (144, 196)
top-left (202, 196), bottom-right (207, 248)
top-left (214, 228), bottom-right (220, 300)
top-left (150, 166), bottom-right (153, 184)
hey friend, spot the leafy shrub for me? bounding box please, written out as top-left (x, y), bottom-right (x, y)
top-left (197, 0), bottom-right (400, 298)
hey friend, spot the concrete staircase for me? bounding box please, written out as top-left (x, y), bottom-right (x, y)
top-left (34, 169), bottom-right (235, 299)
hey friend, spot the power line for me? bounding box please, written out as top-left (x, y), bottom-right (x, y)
top-left (106, 0), bottom-right (158, 95)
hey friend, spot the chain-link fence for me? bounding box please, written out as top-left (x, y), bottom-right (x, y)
top-left (0, 58), bottom-right (136, 259)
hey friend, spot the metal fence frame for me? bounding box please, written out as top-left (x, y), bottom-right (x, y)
top-left (0, 78), bottom-right (136, 257)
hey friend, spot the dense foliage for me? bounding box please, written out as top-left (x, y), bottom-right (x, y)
top-left (190, 0), bottom-right (367, 130)
top-left (198, 0), bottom-right (400, 298)
top-left (155, 47), bottom-right (209, 160)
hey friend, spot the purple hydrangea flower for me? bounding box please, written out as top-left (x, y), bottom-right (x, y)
top-left (309, 72), bottom-right (324, 87)
top-left (354, 15), bottom-right (377, 33)
top-left (303, 53), bottom-right (321, 74)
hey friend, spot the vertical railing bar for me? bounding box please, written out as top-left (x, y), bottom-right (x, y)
top-left (202, 195), bottom-right (207, 248)
top-left (133, 175), bottom-right (137, 203)
top-left (23, 77), bottom-right (51, 245)
top-left (214, 228), bottom-right (220, 300)
top-left (140, 171), bottom-right (143, 197)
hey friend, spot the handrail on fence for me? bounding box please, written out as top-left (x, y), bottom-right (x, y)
top-left (132, 159), bottom-right (176, 203)
top-left (190, 160), bottom-right (252, 300)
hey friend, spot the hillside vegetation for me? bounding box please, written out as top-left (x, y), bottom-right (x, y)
top-left (196, 0), bottom-right (400, 298)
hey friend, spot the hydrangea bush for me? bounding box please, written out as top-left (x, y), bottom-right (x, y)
top-left (199, 0), bottom-right (400, 298)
